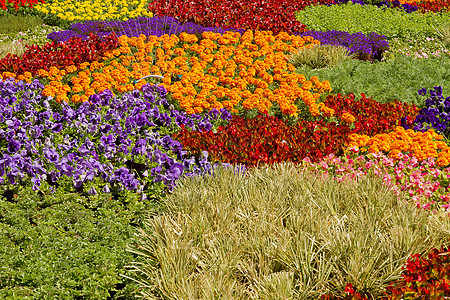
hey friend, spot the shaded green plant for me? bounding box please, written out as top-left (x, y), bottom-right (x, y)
top-left (0, 181), bottom-right (160, 299)
top-left (125, 163), bottom-right (450, 299)
top-left (295, 54), bottom-right (450, 108)
top-left (295, 2), bottom-right (450, 41)
top-left (433, 22), bottom-right (450, 48)
top-left (288, 44), bottom-right (355, 69)
top-left (0, 12), bottom-right (44, 35)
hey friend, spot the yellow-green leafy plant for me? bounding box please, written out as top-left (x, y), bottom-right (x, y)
top-left (433, 23), bottom-right (450, 48)
top-left (124, 163), bottom-right (450, 299)
top-left (288, 44), bottom-right (355, 69)
top-left (0, 13), bottom-right (44, 35)
top-left (0, 42), bottom-right (25, 59)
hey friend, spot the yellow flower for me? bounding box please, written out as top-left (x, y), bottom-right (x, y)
top-left (341, 112), bottom-right (356, 124)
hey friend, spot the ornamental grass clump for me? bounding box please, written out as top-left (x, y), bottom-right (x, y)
top-left (0, 41), bottom-right (24, 59)
top-left (0, 77), bottom-right (231, 200)
top-left (0, 12), bottom-right (44, 35)
top-left (125, 163), bottom-right (450, 299)
top-left (288, 44), bottom-right (355, 69)
top-left (432, 23), bottom-right (450, 50)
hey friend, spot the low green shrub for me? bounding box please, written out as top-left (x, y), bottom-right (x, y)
top-left (0, 182), bottom-right (160, 299)
top-left (433, 22), bottom-right (450, 48)
top-left (0, 13), bottom-right (44, 35)
top-left (295, 55), bottom-right (450, 108)
top-left (288, 44), bottom-right (355, 69)
top-left (295, 3), bottom-right (450, 41)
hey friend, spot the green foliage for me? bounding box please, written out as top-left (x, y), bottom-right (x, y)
top-left (0, 12), bottom-right (44, 35)
top-left (433, 22), bottom-right (450, 48)
top-left (0, 182), bottom-right (160, 299)
top-left (295, 55), bottom-right (450, 108)
top-left (288, 44), bottom-right (355, 69)
top-left (295, 2), bottom-right (450, 41)
top-left (126, 163), bottom-right (450, 299)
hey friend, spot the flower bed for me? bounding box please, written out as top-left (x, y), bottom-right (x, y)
top-left (20, 31), bottom-right (333, 118)
top-left (1, 1), bottom-right (450, 298)
top-left (296, 30), bottom-right (389, 61)
top-left (0, 33), bottom-right (119, 75)
top-left (0, 77), bottom-right (233, 198)
top-left (174, 93), bottom-right (418, 167)
top-left (46, 16), bottom-right (245, 43)
top-left (148, 0), bottom-right (334, 34)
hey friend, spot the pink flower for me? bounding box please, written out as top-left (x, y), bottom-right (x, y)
top-left (319, 160), bottom-right (328, 170)
top-left (441, 203), bottom-right (450, 210)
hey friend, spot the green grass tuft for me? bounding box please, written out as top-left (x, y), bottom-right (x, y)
top-left (0, 13), bottom-right (44, 35)
top-left (288, 44), bottom-right (355, 69)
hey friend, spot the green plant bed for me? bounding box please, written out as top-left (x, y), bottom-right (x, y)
top-left (295, 2), bottom-right (450, 41)
top-left (296, 55), bottom-right (450, 108)
top-left (0, 12), bottom-right (44, 35)
top-left (0, 183), bottom-right (160, 299)
top-left (0, 24), bottom-right (60, 59)
top-left (126, 163), bottom-right (450, 299)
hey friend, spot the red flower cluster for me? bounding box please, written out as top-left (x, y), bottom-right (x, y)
top-left (175, 115), bottom-right (338, 167)
top-left (148, 0), bottom-right (333, 35)
top-left (410, 0), bottom-right (450, 13)
top-left (385, 245), bottom-right (450, 299)
top-left (324, 93), bottom-right (420, 136)
top-left (320, 284), bottom-right (370, 299)
top-left (0, 0), bottom-right (43, 10)
top-left (0, 33), bottom-right (119, 76)
top-left (174, 93), bottom-right (419, 167)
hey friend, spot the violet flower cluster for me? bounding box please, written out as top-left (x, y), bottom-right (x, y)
top-left (0, 77), bottom-right (232, 198)
top-left (377, 0), bottom-right (418, 13)
top-left (47, 16), bottom-right (245, 43)
top-left (328, 0), bottom-right (418, 13)
top-left (402, 86), bottom-right (450, 139)
top-left (296, 30), bottom-right (389, 61)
